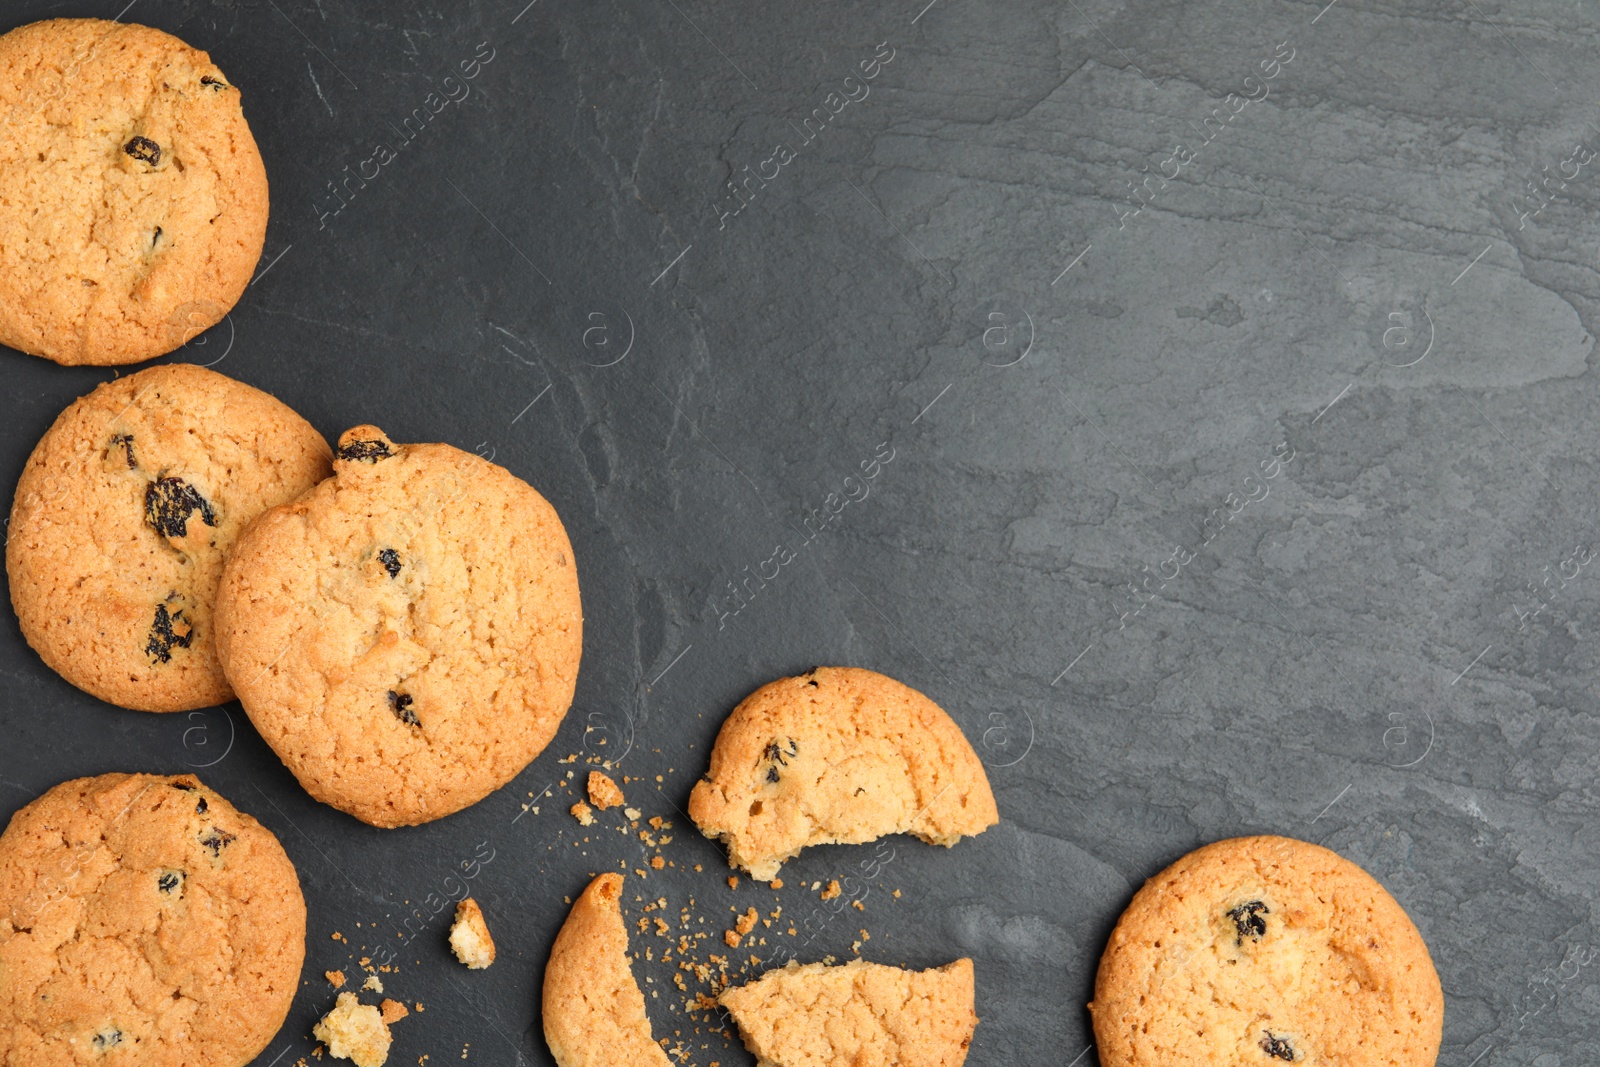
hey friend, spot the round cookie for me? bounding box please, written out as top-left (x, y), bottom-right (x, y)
top-left (214, 425), bottom-right (583, 827)
top-left (688, 667), bottom-right (999, 880)
top-left (7, 364), bottom-right (332, 712)
top-left (0, 772), bottom-right (306, 1065)
top-left (1090, 835), bottom-right (1444, 1067)
top-left (0, 18), bottom-right (269, 366)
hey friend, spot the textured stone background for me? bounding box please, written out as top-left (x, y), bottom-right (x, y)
top-left (1, 1), bottom-right (1597, 1064)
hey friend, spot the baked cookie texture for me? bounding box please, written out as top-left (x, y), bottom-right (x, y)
top-left (6, 364), bottom-right (331, 712)
top-left (542, 873), bottom-right (671, 1067)
top-left (0, 19), bottom-right (269, 366)
top-left (1090, 835), bottom-right (1445, 1067)
top-left (0, 772), bottom-right (306, 1066)
top-left (449, 897), bottom-right (495, 969)
top-left (214, 426), bottom-right (582, 827)
top-left (720, 958), bottom-right (978, 1067)
top-left (313, 993), bottom-right (391, 1067)
top-left (688, 667), bottom-right (999, 879)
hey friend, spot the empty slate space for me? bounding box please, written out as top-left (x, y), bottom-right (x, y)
top-left (0, 1), bottom-right (1596, 1066)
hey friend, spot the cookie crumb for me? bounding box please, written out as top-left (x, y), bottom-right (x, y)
top-left (326, 969), bottom-right (347, 988)
top-left (313, 992), bottom-right (392, 1067)
top-left (570, 801), bottom-right (594, 826)
top-left (820, 880), bottom-right (841, 901)
top-left (362, 975), bottom-right (383, 993)
top-left (380, 999), bottom-right (409, 1024)
top-left (624, 806), bottom-right (643, 821)
top-left (449, 898), bottom-right (496, 969)
top-left (650, 856), bottom-right (666, 870)
top-left (727, 876), bottom-right (739, 890)
top-left (587, 771), bottom-right (625, 810)
top-left (769, 879), bottom-right (783, 890)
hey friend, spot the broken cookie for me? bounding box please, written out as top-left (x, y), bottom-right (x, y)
top-left (449, 897), bottom-right (496, 969)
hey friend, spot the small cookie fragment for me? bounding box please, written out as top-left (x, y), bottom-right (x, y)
top-left (1089, 835), bottom-right (1444, 1067)
top-left (570, 801), bottom-right (595, 826)
top-left (720, 958), bottom-right (977, 1067)
top-left (449, 898), bottom-right (497, 969)
top-left (314, 993), bottom-right (392, 1067)
top-left (327, 970), bottom-right (347, 988)
top-left (542, 873), bottom-right (672, 1067)
top-left (689, 667), bottom-right (999, 879)
top-left (380, 999), bottom-right (409, 1024)
top-left (587, 771), bottom-right (625, 810)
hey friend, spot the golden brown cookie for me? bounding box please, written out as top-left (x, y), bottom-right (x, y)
top-left (0, 19), bottom-right (269, 365)
top-left (542, 873), bottom-right (671, 1067)
top-left (0, 772), bottom-right (306, 1065)
top-left (1090, 835), bottom-right (1444, 1067)
top-left (313, 993), bottom-right (392, 1067)
top-left (688, 667), bottom-right (999, 879)
top-left (720, 958), bottom-right (978, 1067)
top-left (6, 364), bottom-right (331, 712)
top-left (214, 425), bottom-right (582, 827)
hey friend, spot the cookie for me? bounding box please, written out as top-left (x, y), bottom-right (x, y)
top-left (688, 667), bottom-right (999, 879)
top-left (448, 897), bottom-right (495, 969)
top-left (0, 772), bottom-right (306, 1065)
top-left (313, 992), bottom-right (392, 1067)
top-left (542, 873), bottom-right (672, 1067)
top-left (214, 425), bottom-right (582, 827)
top-left (6, 364), bottom-right (331, 712)
top-left (0, 19), bottom-right (269, 365)
top-left (1090, 835), bottom-right (1444, 1067)
top-left (720, 958), bottom-right (978, 1067)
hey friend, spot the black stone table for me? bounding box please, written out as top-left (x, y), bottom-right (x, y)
top-left (0, 2), bottom-right (1596, 1065)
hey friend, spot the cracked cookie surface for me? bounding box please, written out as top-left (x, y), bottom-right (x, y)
top-left (0, 19), bottom-right (269, 365)
top-left (688, 667), bottom-right (999, 879)
top-left (542, 873), bottom-right (671, 1067)
top-left (720, 958), bottom-right (978, 1067)
top-left (214, 426), bottom-right (582, 827)
top-left (1090, 835), bottom-right (1444, 1067)
top-left (0, 772), bottom-right (306, 1067)
top-left (6, 364), bottom-right (331, 711)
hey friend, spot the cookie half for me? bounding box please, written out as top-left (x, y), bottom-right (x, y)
top-left (6, 364), bottom-right (331, 711)
top-left (1090, 835), bottom-right (1444, 1067)
top-left (0, 773), bottom-right (306, 1065)
top-left (542, 873), bottom-right (672, 1067)
top-left (720, 958), bottom-right (978, 1067)
top-left (688, 667), bottom-right (999, 879)
top-left (215, 426), bottom-right (582, 826)
top-left (0, 19), bottom-right (269, 365)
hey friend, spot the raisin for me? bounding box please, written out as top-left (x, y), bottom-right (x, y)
top-left (378, 548), bottom-right (401, 578)
top-left (766, 766), bottom-right (780, 784)
top-left (389, 691), bottom-right (419, 726)
top-left (198, 828), bottom-right (235, 856)
top-left (337, 439), bottom-right (392, 462)
top-left (1260, 1033), bottom-right (1295, 1061)
top-left (1229, 900), bottom-right (1269, 943)
top-left (170, 782), bottom-right (195, 791)
top-left (145, 477), bottom-right (216, 538)
top-left (145, 603), bottom-right (192, 663)
top-left (110, 434), bottom-right (136, 468)
top-left (157, 870), bottom-right (183, 894)
top-left (124, 135), bottom-right (161, 165)
top-left (195, 797), bottom-right (208, 815)
top-left (93, 1028), bottom-right (123, 1050)
top-left (200, 75), bottom-right (230, 90)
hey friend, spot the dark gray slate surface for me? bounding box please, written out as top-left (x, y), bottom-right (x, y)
top-left (1, 1), bottom-right (1597, 1064)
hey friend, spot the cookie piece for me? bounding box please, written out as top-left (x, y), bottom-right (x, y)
top-left (313, 992), bottom-right (391, 1067)
top-left (6, 364), bottom-right (331, 712)
top-left (0, 19), bottom-right (269, 365)
top-left (688, 667), bottom-right (999, 879)
top-left (1090, 835), bottom-right (1444, 1067)
top-left (587, 771), bottom-right (624, 810)
top-left (542, 873), bottom-right (672, 1067)
top-left (0, 773), bottom-right (306, 1065)
top-left (720, 958), bottom-right (978, 1067)
top-left (215, 426), bottom-right (582, 826)
top-left (449, 898), bottom-right (495, 969)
